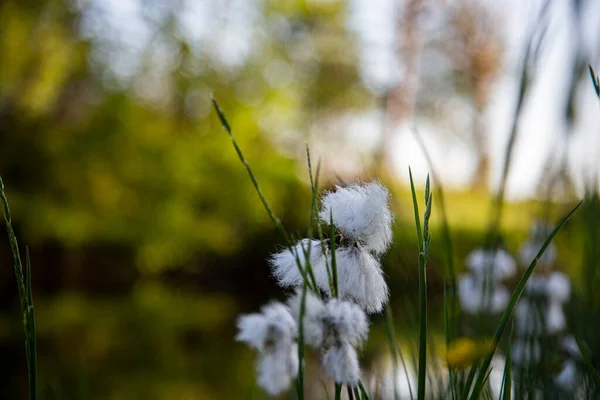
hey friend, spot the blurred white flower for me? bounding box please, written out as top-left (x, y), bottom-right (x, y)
top-left (511, 339), bottom-right (541, 364)
top-left (289, 293), bottom-right (369, 386)
top-left (287, 289), bottom-right (327, 347)
top-left (329, 246), bottom-right (389, 314)
top-left (546, 272), bottom-right (571, 303)
top-left (236, 303), bottom-right (298, 396)
top-left (519, 241), bottom-right (556, 267)
top-left (269, 239), bottom-right (327, 289)
top-left (554, 360), bottom-right (578, 390)
top-left (319, 181), bottom-right (394, 254)
top-left (515, 299), bottom-right (543, 336)
top-left (546, 301), bottom-right (566, 334)
top-left (524, 274), bottom-right (549, 297)
top-left (322, 341), bottom-right (361, 386)
top-left (560, 336), bottom-right (582, 359)
top-left (457, 274), bottom-right (509, 314)
top-left (324, 299), bottom-right (369, 347)
top-left (466, 248), bottom-right (516, 281)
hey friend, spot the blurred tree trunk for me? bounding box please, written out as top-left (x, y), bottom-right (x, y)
top-left (373, 0), bottom-right (423, 178)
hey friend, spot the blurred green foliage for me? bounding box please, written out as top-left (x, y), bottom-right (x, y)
top-left (0, 0), bottom-right (371, 273)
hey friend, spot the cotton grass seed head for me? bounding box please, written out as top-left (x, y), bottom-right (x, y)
top-left (324, 298), bottom-right (369, 347)
top-left (287, 289), bottom-right (327, 347)
top-left (269, 239), bottom-right (326, 289)
top-left (236, 302), bottom-right (299, 396)
top-left (466, 248), bottom-right (516, 281)
top-left (332, 246), bottom-right (389, 314)
top-left (322, 341), bottom-right (361, 386)
top-left (319, 181), bottom-right (394, 254)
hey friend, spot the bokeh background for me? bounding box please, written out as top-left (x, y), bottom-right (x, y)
top-left (1, 0), bottom-right (599, 398)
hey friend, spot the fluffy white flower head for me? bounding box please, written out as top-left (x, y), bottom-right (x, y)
top-left (330, 246), bottom-right (389, 313)
top-left (269, 239), bottom-right (327, 289)
top-left (466, 248), bottom-right (516, 281)
top-left (323, 341), bottom-right (361, 386)
top-left (319, 181), bottom-right (394, 254)
top-left (236, 303), bottom-right (298, 396)
top-left (324, 299), bottom-right (369, 347)
top-left (546, 271), bottom-right (571, 303)
top-left (287, 290), bottom-right (327, 347)
top-left (457, 274), bottom-right (509, 314)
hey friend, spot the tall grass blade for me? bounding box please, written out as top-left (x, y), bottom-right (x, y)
top-left (469, 201), bottom-right (582, 399)
top-left (408, 167), bottom-right (428, 400)
top-left (358, 381), bottom-right (370, 400)
top-left (212, 97), bottom-right (317, 291)
top-left (1, 176), bottom-right (38, 400)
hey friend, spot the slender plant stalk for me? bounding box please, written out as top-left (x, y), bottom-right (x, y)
top-left (412, 126), bottom-right (458, 340)
top-left (212, 97), bottom-right (319, 291)
top-left (408, 168), bottom-right (432, 400)
top-left (1, 176), bottom-right (38, 400)
top-left (335, 383), bottom-right (342, 400)
top-left (329, 210), bottom-right (338, 297)
top-left (468, 201), bottom-right (582, 399)
top-left (296, 282), bottom-right (308, 400)
top-left (305, 145), bottom-right (336, 294)
top-left (499, 327), bottom-right (512, 400)
top-left (358, 381), bottom-right (370, 400)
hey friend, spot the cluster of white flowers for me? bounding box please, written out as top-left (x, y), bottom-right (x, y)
top-left (458, 248), bottom-right (516, 314)
top-left (236, 303), bottom-right (299, 396)
top-left (270, 181), bottom-right (393, 313)
top-left (511, 222), bottom-right (579, 389)
top-left (237, 181), bottom-right (394, 396)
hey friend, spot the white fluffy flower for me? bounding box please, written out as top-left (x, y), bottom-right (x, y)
top-left (257, 342), bottom-right (299, 396)
top-left (329, 246), bottom-right (389, 314)
top-left (324, 299), bottom-right (369, 347)
top-left (319, 181), bottom-right (394, 254)
top-left (457, 274), bottom-right (510, 314)
top-left (269, 239), bottom-right (328, 289)
top-left (287, 290), bottom-right (327, 347)
top-left (560, 336), bottom-right (581, 359)
top-left (546, 272), bottom-right (571, 303)
top-left (554, 360), bottom-right (578, 390)
top-left (515, 299), bottom-right (543, 336)
top-left (236, 303), bottom-right (298, 396)
top-left (511, 339), bottom-right (541, 364)
top-left (322, 341), bottom-right (361, 386)
top-left (545, 301), bottom-right (566, 334)
top-left (289, 293), bottom-right (369, 386)
top-left (519, 241), bottom-right (556, 267)
top-left (466, 248), bottom-right (516, 281)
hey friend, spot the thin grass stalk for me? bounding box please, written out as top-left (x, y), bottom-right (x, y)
top-left (412, 126), bottom-right (458, 339)
top-left (25, 247), bottom-right (37, 400)
top-left (306, 146), bottom-right (334, 292)
top-left (212, 98), bottom-right (318, 291)
top-left (469, 201), bottom-right (582, 399)
top-left (358, 381), bottom-right (370, 400)
top-left (1, 176), bottom-right (37, 400)
top-left (500, 328), bottom-right (512, 400)
top-left (353, 386), bottom-right (361, 400)
top-left (335, 383), bottom-right (342, 400)
top-left (408, 167), bottom-right (428, 400)
top-left (296, 282), bottom-right (308, 400)
top-left (347, 385), bottom-right (355, 400)
top-left (329, 210), bottom-right (338, 298)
